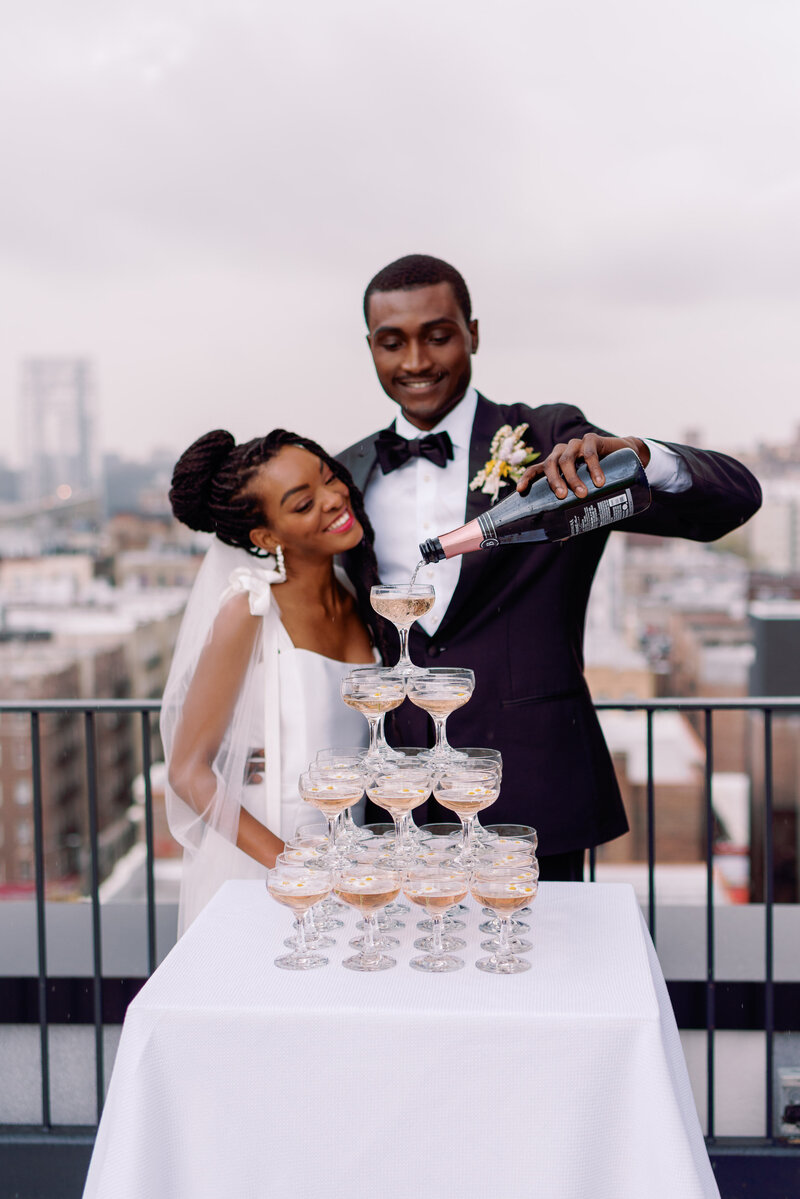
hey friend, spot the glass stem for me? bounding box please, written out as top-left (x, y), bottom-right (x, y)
top-left (305, 907), bottom-right (317, 939)
top-left (396, 626), bottom-right (411, 670)
top-left (326, 815), bottom-right (338, 852)
top-left (497, 914), bottom-right (512, 959)
top-left (294, 913), bottom-right (309, 955)
top-left (460, 815), bottom-right (474, 857)
top-left (431, 913), bottom-right (444, 956)
top-left (366, 715), bottom-right (381, 758)
top-left (433, 715), bottom-right (451, 754)
top-left (396, 812), bottom-right (409, 857)
top-left (361, 913), bottom-right (379, 962)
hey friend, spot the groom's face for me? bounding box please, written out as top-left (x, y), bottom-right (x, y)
top-left (366, 282), bottom-right (479, 431)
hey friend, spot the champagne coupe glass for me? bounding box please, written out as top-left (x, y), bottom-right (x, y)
top-left (405, 668), bottom-right (475, 763)
top-left (471, 865), bottom-right (538, 974)
top-left (404, 866), bottom-right (469, 972)
top-left (274, 851), bottom-right (336, 948)
top-left (369, 583), bottom-right (435, 676)
top-left (287, 828), bottom-right (349, 924)
top-left (452, 750), bottom-right (502, 843)
top-left (343, 843), bottom-right (403, 948)
top-left (420, 822), bottom-right (462, 841)
top-left (365, 759), bottom-right (432, 868)
top-left (483, 823), bottom-right (539, 852)
top-left (266, 862), bottom-right (333, 970)
top-left (397, 841), bottom-right (461, 932)
top-left (340, 669), bottom-right (406, 766)
top-left (404, 849), bottom-right (468, 946)
top-left (350, 830), bottom-right (412, 919)
top-left (310, 753), bottom-right (368, 850)
top-left (314, 748), bottom-right (372, 841)
top-left (431, 757), bottom-right (501, 865)
top-left (335, 864), bottom-right (402, 971)
top-left (475, 832), bottom-right (539, 929)
top-left (386, 747), bottom-right (436, 849)
top-left (361, 822), bottom-right (395, 838)
top-left (298, 766), bottom-right (366, 867)
top-left (417, 824), bottom-right (467, 925)
top-left (474, 846), bottom-right (538, 937)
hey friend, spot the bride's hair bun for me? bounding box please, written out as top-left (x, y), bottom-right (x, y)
top-left (169, 430), bottom-right (236, 532)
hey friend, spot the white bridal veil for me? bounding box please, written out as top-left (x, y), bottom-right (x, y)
top-left (160, 538), bottom-right (287, 931)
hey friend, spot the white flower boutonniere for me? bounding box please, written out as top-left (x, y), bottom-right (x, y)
top-left (469, 423), bottom-right (540, 504)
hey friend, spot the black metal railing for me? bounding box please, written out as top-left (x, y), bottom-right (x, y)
top-left (1, 699), bottom-right (160, 1131)
top-left (592, 695), bottom-right (800, 1149)
top-left (1, 696), bottom-right (799, 1181)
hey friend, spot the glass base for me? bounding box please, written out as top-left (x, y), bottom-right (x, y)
top-left (312, 915), bottom-right (345, 932)
top-left (381, 853), bottom-right (420, 871)
top-left (377, 743), bottom-right (406, 759)
top-left (410, 953), bottom-right (464, 973)
top-left (479, 916), bottom-right (528, 935)
top-left (284, 933), bottom-right (335, 950)
top-left (349, 932), bottom-right (399, 950)
top-left (384, 900), bottom-right (409, 917)
top-left (393, 660), bottom-right (426, 679)
top-left (448, 850), bottom-right (480, 869)
top-left (426, 748), bottom-right (469, 766)
top-left (342, 952), bottom-right (396, 972)
top-left (420, 823), bottom-right (462, 839)
top-left (357, 914), bottom-right (404, 932)
top-left (414, 933), bottom-right (466, 953)
top-left (313, 848), bottom-right (351, 870)
top-left (480, 936), bottom-right (532, 954)
top-left (416, 916), bottom-right (466, 932)
top-left (475, 954), bottom-right (531, 975)
top-left (274, 952), bottom-right (328, 971)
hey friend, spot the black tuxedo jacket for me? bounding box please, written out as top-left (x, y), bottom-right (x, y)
top-left (338, 395), bottom-right (761, 854)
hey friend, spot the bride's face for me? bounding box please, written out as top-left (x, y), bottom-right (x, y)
top-left (246, 446), bottom-right (364, 559)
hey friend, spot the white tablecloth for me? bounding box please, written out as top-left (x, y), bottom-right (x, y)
top-left (83, 881), bottom-right (719, 1199)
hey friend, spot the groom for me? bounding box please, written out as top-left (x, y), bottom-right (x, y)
top-left (338, 254), bottom-right (761, 879)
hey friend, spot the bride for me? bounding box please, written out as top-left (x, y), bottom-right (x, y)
top-left (161, 427), bottom-right (388, 933)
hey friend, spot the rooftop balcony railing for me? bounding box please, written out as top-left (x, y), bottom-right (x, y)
top-left (1, 696), bottom-right (799, 1199)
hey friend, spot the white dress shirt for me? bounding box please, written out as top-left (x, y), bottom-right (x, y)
top-left (365, 388), bottom-right (690, 636)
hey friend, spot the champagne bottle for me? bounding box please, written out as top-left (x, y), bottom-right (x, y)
top-left (419, 447), bottom-right (651, 563)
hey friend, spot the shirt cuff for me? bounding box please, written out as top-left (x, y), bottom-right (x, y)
top-left (642, 440), bottom-right (692, 493)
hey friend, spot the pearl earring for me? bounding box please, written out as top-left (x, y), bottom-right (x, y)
top-left (274, 544), bottom-right (285, 577)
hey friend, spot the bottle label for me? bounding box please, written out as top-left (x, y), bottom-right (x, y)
top-left (477, 511), bottom-right (498, 549)
top-left (567, 488), bottom-right (633, 536)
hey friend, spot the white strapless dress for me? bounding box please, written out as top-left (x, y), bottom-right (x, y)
top-left (181, 645), bottom-right (375, 926)
top-left (276, 647), bottom-right (373, 835)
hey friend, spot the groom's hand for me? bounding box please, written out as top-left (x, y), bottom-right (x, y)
top-left (516, 434), bottom-right (650, 499)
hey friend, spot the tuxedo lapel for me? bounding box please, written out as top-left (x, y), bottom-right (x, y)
top-left (463, 394), bottom-right (510, 523)
top-left (339, 425), bottom-right (392, 495)
top-left (435, 395), bottom-right (510, 639)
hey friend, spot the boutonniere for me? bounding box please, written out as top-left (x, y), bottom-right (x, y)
top-left (469, 423), bottom-right (540, 504)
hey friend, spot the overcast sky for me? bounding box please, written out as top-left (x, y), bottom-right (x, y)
top-left (2, 0), bottom-right (799, 466)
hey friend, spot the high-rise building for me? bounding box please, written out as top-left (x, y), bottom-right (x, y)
top-left (20, 357), bottom-right (100, 504)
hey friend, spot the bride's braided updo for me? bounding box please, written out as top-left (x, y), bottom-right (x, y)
top-left (169, 428), bottom-right (391, 660)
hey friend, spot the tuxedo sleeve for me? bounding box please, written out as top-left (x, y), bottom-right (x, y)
top-left (525, 404), bottom-right (762, 543)
top-left (622, 441), bottom-right (762, 541)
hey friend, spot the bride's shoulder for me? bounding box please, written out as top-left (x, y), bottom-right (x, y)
top-left (211, 590), bottom-right (260, 645)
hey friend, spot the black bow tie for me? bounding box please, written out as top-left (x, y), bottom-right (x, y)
top-left (374, 428), bottom-right (454, 475)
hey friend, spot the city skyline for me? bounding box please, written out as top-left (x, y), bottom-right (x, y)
top-left (2, 1), bottom-right (799, 463)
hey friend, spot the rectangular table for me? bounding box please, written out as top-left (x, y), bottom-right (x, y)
top-left (83, 881), bottom-right (719, 1199)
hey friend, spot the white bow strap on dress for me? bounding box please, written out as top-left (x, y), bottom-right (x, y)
top-left (221, 561), bottom-right (286, 837)
top-left (223, 559), bottom-right (287, 613)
